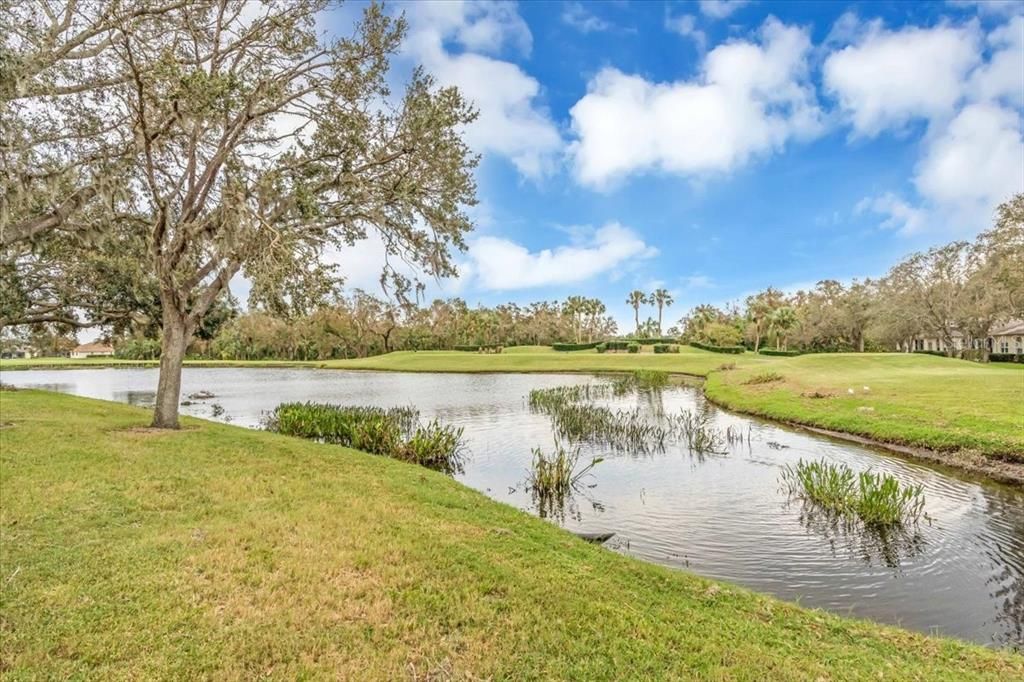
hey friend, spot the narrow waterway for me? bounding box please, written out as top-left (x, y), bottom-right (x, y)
top-left (4, 366), bottom-right (1022, 647)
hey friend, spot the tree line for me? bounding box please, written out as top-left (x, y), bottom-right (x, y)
top-left (675, 195), bottom-right (1023, 359)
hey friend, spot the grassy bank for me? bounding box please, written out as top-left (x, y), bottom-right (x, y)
top-left (704, 353), bottom-right (1023, 462)
top-left (1, 390), bottom-right (1019, 679)
top-left (0, 356), bottom-right (317, 370)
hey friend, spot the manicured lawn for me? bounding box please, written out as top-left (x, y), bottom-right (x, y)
top-left (704, 353), bottom-right (1024, 461)
top-left (1, 390), bottom-right (1020, 679)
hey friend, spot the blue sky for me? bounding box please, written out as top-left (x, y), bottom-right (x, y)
top-left (324, 0), bottom-right (1024, 330)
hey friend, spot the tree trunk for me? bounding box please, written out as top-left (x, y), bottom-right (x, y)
top-left (857, 335), bottom-right (865, 353)
top-left (152, 306), bottom-right (192, 429)
top-left (634, 308), bottom-right (640, 335)
top-left (657, 306), bottom-right (663, 335)
top-left (754, 329), bottom-right (761, 353)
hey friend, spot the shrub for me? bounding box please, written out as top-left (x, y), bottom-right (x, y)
top-left (595, 342), bottom-right (608, 353)
top-left (990, 353), bottom-right (1024, 363)
top-left (627, 342), bottom-right (640, 354)
top-left (552, 341), bottom-right (602, 351)
top-left (690, 340), bottom-right (744, 354)
top-left (453, 345), bottom-right (481, 351)
top-left (604, 340), bottom-right (631, 351)
top-left (759, 348), bottom-right (801, 357)
top-left (700, 322), bottom-right (742, 347)
top-left (743, 371), bottom-right (784, 385)
top-left (912, 350), bottom-right (949, 357)
top-left (631, 337), bottom-right (679, 345)
top-left (115, 338), bottom-right (161, 360)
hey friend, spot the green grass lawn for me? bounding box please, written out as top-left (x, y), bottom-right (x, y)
top-left (1, 390), bottom-right (1020, 679)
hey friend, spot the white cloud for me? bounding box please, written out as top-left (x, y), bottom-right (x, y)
top-left (947, 0), bottom-right (1024, 17)
top-left (467, 223), bottom-right (658, 290)
top-left (569, 18), bottom-right (822, 188)
top-left (968, 15), bottom-right (1024, 106)
top-left (699, 0), bottom-right (751, 20)
top-left (914, 102), bottom-right (1024, 222)
top-left (664, 12), bottom-right (707, 51)
top-left (562, 2), bottom-right (612, 33)
top-left (855, 192), bottom-right (929, 234)
top-left (403, 2), bottom-right (562, 179)
top-left (405, 1), bottom-right (532, 56)
top-left (823, 21), bottom-right (981, 136)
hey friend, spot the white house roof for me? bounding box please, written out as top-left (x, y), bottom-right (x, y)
top-left (73, 342), bottom-right (114, 353)
top-left (991, 319), bottom-right (1024, 336)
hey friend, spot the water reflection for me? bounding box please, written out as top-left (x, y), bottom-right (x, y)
top-left (3, 366), bottom-right (1022, 647)
top-left (789, 499), bottom-right (927, 571)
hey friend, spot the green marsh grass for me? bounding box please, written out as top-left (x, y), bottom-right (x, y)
top-left (780, 458), bottom-right (925, 528)
top-left (265, 402), bottom-right (464, 474)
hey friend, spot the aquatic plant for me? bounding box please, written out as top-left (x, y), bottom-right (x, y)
top-left (780, 458), bottom-right (925, 527)
top-left (669, 409), bottom-right (726, 455)
top-left (548, 403), bottom-right (669, 452)
top-left (399, 420), bottom-right (466, 475)
top-left (631, 369), bottom-right (669, 389)
top-left (528, 443), bottom-right (602, 498)
top-left (265, 402), bottom-right (463, 474)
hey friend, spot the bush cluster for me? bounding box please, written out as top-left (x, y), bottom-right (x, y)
top-left (631, 337), bottom-right (679, 345)
top-left (114, 338), bottom-right (162, 360)
top-left (552, 342), bottom-right (602, 351)
top-left (758, 348), bottom-right (801, 357)
top-left (689, 340), bottom-right (745, 354)
top-left (627, 342), bottom-right (640, 353)
top-left (990, 353), bottom-right (1024, 363)
top-left (652, 343), bottom-right (680, 354)
top-left (453, 344), bottom-right (503, 353)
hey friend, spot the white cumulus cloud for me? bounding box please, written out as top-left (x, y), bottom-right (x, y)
top-left (699, 0), bottom-right (751, 20)
top-left (914, 102), bottom-right (1024, 223)
top-left (402, 2), bottom-right (563, 179)
top-left (468, 223), bottom-right (658, 290)
top-left (855, 192), bottom-right (929, 234)
top-left (823, 21), bottom-right (981, 136)
top-left (568, 17), bottom-right (823, 188)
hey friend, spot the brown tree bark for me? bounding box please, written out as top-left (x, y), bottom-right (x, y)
top-left (151, 302), bottom-right (192, 429)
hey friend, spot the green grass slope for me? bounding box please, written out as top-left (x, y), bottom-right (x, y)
top-left (1, 390), bottom-right (1020, 679)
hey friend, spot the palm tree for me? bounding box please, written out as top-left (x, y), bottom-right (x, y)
top-left (626, 290), bottom-right (648, 335)
top-left (770, 306), bottom-right (798, 350)
top-left (652, 288), bottom-right (674, 335)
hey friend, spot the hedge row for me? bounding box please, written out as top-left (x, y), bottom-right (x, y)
top-left (912, 350), bottom-right (951, 357)
top-left (653, 343), bottom-right (680, 354)
top-left (758, 348), bottom-right (801, 357)
top-left (689, 340), bottom-right (745, 354)
top-left (552, 341), bottom-right (602, 352)
top-left (453, 344), bottom-right (503, 352)
top-left (631, 337), bottom-right (679, 345)
top-left (990, 353), bottom-right (1024, 363)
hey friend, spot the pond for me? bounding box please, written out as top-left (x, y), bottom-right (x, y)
top-left (3, 367), bottom-right (1022, 647)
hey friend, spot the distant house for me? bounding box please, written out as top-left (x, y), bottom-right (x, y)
top-left (0, 346), bottom-right (37, 360)
top-left (70, 342), bottom-right (115, 359)
top-left (901, 319), bottom-right (1024, 357)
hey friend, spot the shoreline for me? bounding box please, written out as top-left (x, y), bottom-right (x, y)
top-left (3, 358), bottom-right (1019, 487)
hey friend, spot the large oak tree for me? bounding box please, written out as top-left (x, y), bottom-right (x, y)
top-left (2, 0), bottom-right (478, 427)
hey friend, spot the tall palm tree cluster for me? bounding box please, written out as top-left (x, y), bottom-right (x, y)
top-left (626, 288), bottom-right (675, 336)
